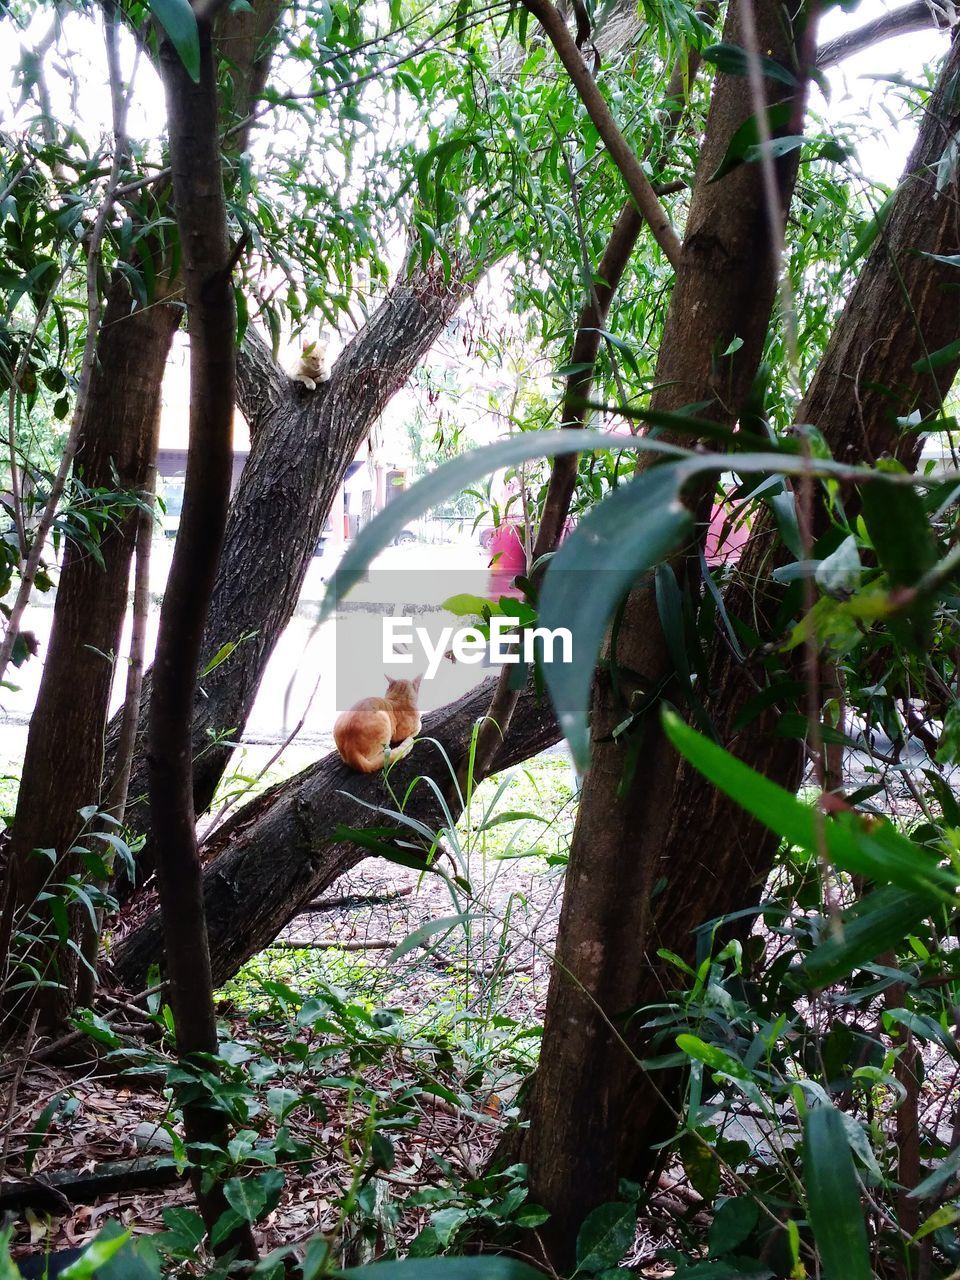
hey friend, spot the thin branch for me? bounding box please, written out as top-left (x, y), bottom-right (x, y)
top-left (465, 34), bottom-right (710, 782)
top-left (816, 1), bottom-right (948, 69)
top-left (520, 0), bottom-right (682, 269)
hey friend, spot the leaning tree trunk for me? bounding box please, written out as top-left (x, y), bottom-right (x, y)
top-left (0, 0), bottom-right (282, 1034)
top-left (111, 677), bottom-right (559, 989)
top-left (514, 21), bottom-right (960, 1267)
top-left (110, 262), bottom-right (473, 899)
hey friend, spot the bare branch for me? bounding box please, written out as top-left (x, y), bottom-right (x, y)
top-left (816, 1), bottom-right (949, 69)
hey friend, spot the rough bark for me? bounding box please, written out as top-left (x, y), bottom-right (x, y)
top-left (516, 0), bottom-right (817, 1262)
top-left (151, 8), bottom-right (255, 1256)
top-left (111, 677), bottom-right (559, 990)
top-left (111, 261), bottom-right (473, 895)
top-left (510, 23), bottom-right (960, 1266)
top-left (0, 0), bottom-right (283, 1032)
top-left (0, 281), bottom-right (181, 1031)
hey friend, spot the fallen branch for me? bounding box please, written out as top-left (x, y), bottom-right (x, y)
top-left (270, 937), bottom-right (397, 951)
top-left (0, 1157), bottom-right (184, 1215)
top-left (296, 886), bottom-right (415, 914)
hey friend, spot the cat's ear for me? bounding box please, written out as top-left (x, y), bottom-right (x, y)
top-left (413, 673), bottom-right (423, 691)
top-left (302, 340), bottom-right (316, 355)
top-left (385, 674), bottom-right (396, 688)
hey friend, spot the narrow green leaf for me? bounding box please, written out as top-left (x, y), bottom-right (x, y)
top-left (540, 467), bottom-right (693, 769)
top-left (803, 887), bottom-right (932, 987)
top-left (844, 190), bottom-right (896, 268)
top-left (804, 1105), bottom-right (872, 1280)
top-left (702, 42), bottom-right (797, 86)
top-left (148, 0), bottom-right (200, 83)
top-left (912, 337), bottom-right (960, 374)
top-left (662, 710), bottom-right (957, 902)
top-left (388, 913), bottom-right (477, 962)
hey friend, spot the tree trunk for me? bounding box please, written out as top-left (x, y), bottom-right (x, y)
top-left (111, 262), bottom-right (474, 896)
top-left (149, 8), bottom-right (255, 1255)
top-left (513, 22), bottom-right (960, 1268)
top-left (515, 0), bottom-right (817, 1262)
top-left (0, 282), bottom-right (180, 1033)
top-left (0, 0), bottom-right (282, 1034)
top-left (111, 677), bottom-right (559, 990)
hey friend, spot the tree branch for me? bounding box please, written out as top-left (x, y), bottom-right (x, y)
top-left (521, 0), bottom-right (682, 269)
top-left (111, 677), bottom-right (560, 990)
top-left (466, 30), bottom-right (715, 784)
top-left (816, 1), bottom-right (948, 69)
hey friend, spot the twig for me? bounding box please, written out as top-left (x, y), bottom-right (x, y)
top-left (0, 1009), bottom-right (39, 1183)
top-left (520, 0), bottom-right (682, 269)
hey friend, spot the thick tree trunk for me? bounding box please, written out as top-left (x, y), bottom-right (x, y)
top-left (513, 23), bottom-right (960, 1266)
top-left (111, 678), bottom-right (559, 990)
top-left (111, 262), bottom-right (473, 896)
top-left (516, 0), bottom-right (816, 1262)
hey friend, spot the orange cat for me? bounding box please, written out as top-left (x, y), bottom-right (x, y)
top-left (333, 675), bottom-right (422, 774)
top-left (291, 338), bottom-right (329, 390)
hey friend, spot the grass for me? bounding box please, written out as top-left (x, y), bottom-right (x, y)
top-left (218, 747), bottom-right (578, 1084)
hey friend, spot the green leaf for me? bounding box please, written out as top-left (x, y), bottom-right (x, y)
top-left (574, 1201), bottom-right (636, 1273)
top-left (441, 593), bottom-right (502, 617)
top-left (539, 466), bottom-right (693, 769)
top-left (709, 1197), bottom-right (759, 1257)
top-left (676, 1034), bottom-right (749, 1080)
top-left (662, 710), bottom-right (957, 903)
top-left (223, 1176), bottom-right (268, 1223)
top-left (388, 913), bottom-right (477, 962)
top-left (430, 1207), bottom-right (469, 1246)
top-left (912, 1204), bottom-right (960, 1241)
top-left (317, 430), bottom-right (691, 628)
top-left (147, 0), bottom-right (200, 83)
top-left (678, 1132), bottom-right (721, 1202)
top-left (860, 474), bottom-right (936, 587)
top-left (59, 1224), bottom-right (158, 1280)
top-left (912, 337), bottom-right (960, 374)
top-left (24, 1094), bottom-right (69, 1174)
top-left (804, 1105), bottom-right (872, 1280)
top-left (909, 1145), bottom-right (960, 1200)
top-left (815, 534), bottom-right (860, 598)
top-left (844, 190), bottom-right (896, 268)
top-left (702, 43), bottom-right (797, 86)
top-left (803, 887), bottom-right (933, 987)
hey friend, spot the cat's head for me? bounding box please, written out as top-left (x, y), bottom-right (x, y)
top-left (385, 673), bottom-right (423, 706)
top-left (300, 339), bottom-right (328, 373)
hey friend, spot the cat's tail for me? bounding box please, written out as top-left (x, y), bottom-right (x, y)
top-left (335, 736), bottom-right (416, 774)
top-left (383, 736), bottom-right (415, 768)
